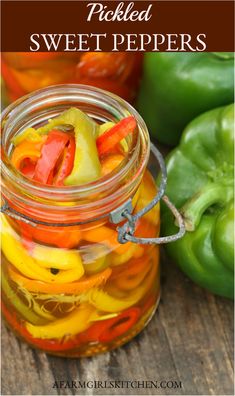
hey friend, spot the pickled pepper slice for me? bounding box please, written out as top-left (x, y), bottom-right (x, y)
top-left (25, 304), bottom-right (95, 340)
top-left (96, 116), bottom-right (136, 156)
top-left (33, 129), bottom-right (70, 184)
top-left (11, 138), bottom-right (46, 173)
top-left (8, 267), bottom-right (112, 294)
top-left (1, 302), bottom-right (83, 352)
top-left (36, 107), bottom-right (101, 185)
top-left (81, 307), bottom-right (141, 343)
top-left (54, 136), bottom-right (76, 186)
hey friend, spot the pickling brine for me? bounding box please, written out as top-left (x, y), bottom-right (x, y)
top-left (1, 85), bottom-right (160, 357)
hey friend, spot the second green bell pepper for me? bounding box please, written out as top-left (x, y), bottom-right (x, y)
top-left (161, 104), bottom-right (234, 299)
top-left (137, 52), bottom-right (234, 145)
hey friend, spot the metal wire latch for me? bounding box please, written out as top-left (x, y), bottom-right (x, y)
top-left (109, 143), bottom-right (185, 245)
top-left (1, 143), bottom-right (185, 245)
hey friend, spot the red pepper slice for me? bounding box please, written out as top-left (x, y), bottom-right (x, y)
top-left (20, 158), bottom-right (37, 178)
top-left (33, 129), bottom-right (70, 185)
top-left (99, 307), bottom-right (140, 343)
top-left (33, 134), bottom-right (75, 187)
top-left (17, 221), bottom-right (81, 250)
top-left (81, 307), bottom-right (141, 343)
top-left (96, 116), bottom-right (137, 156)
top-left (33, 129), bottom-right (69, 184)
top-left (54, 136), bottom-right (76, 186)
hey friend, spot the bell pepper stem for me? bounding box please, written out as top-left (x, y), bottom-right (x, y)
top-left (181, 184), bottom-right (229, 231)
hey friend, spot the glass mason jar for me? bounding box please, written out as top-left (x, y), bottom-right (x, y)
top-left (1, 85), bottom-right (183, 357)
top-left (1, 52), bottom-right (142, 106)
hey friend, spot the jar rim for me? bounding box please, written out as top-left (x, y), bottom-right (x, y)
top-left (1, 84), bottom-right (150, 220)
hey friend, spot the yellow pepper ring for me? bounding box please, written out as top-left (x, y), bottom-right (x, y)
top-left (86, 261), bottom-right (158, 312)
top-left (32, 244), bottom-right (82, 270)
top-left (26, 303), bottom-right (95, 339)
top-left (111, 243), bottom-right (144, 266)
top-left (11, 128), bottom-right (43, 146)
top-left (84, 255), bottom-right (109, 275)
top-left (1, 215), bottom-right (84, 283)
top-left (8, 266), bottom-right (112, 294)
top-left (113, 261), bottom-right (151, 291)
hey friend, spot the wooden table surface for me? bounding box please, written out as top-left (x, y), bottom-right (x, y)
top-left (1, 249), bottom-right (234, 396)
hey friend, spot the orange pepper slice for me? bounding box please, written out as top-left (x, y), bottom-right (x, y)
top-left (111, 256), bottom-right (152, 291)
top-left (101, 154), bottom-right (125, 177)
top-left (8, 267), bottom-right (112, 294)
top-left (83, 226), bottom-right (131, 255)
top-left (11, 138), bottom-right (46, 171)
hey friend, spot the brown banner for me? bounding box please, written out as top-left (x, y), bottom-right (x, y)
top-left (1, 1), bottom-right (234, 51)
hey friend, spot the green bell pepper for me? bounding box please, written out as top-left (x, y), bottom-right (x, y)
top-left (161, 104), bottom-right (234, 299)
top-left (137, 53), bottom-right (234, 146)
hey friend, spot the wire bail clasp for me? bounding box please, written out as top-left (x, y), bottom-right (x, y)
top-left (1, 143), bottom-right (185, 243)
top-left (109, 143), bottom-right (186, 245)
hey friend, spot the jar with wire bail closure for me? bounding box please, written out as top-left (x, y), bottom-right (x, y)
top-left (1, 85), bottom-right (185, 357)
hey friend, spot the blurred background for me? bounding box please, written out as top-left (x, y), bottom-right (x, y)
top-left (1, 52), bottom-right (143, 107)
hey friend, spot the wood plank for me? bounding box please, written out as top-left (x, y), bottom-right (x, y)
top-left (1, 251), bottom-right (233, 395)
